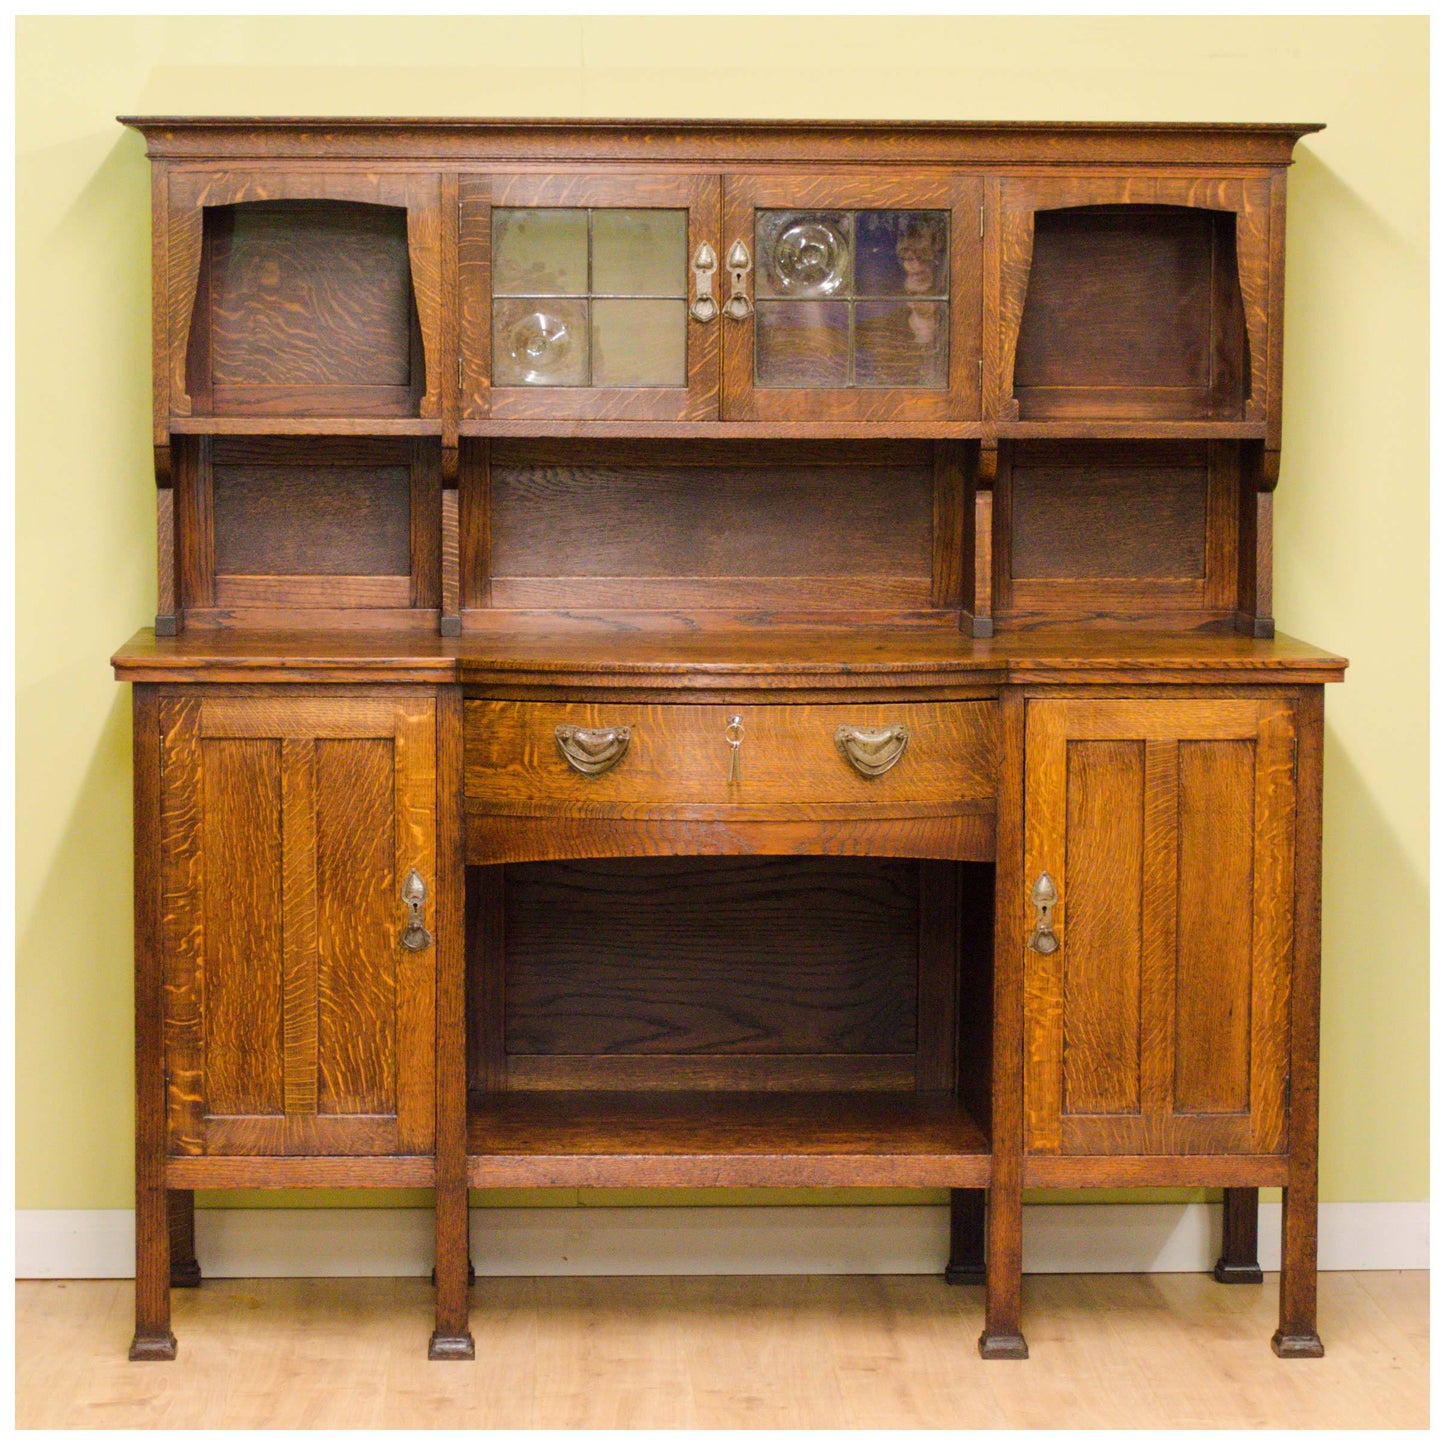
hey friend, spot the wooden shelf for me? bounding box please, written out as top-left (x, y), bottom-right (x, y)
top-left (466, 1089), bottom-right (990, 1188)
top-left (996, 419), bottom-right (1266, 441)
top-left (170, 417), bottom-right (443, 437)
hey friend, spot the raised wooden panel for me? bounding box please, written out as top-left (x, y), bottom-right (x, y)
top-left (212, 460), bottom-right (411, 576)
top-left (200, 737), bottom-right (283, 1118)
top-left (1060, 740), bottom-right (1144, 1117)
top-left (1023, 696), bottom-right (1296, 1157)
top-left (1174, 739), bottom-right (1255, 1113)
top-left (187, 437), bottom-right (439, 623)
top-left (158, 693), bottom-right (438, 1157)
top-left (315, 737), bottom-right (399, 1115)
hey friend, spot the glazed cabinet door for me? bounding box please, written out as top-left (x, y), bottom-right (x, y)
top-left (459, 172), bottom-right (721, 421)
top-left (1022, 697), bottom-right (1296, 1156)
top-left (720, 171), bottom-right (982, 422)
top-left (158, 693), bottom-right (438, 1157)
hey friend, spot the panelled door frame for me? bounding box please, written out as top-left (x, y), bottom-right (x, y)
top-left (721, 170), bottom-right (984, 422)
top-left (1022, 695), bottom-right (1296, 1157)
top-left (159, 691), bottom-right (438, 1157)
top-left (459, 171), bottom-right (721, 422)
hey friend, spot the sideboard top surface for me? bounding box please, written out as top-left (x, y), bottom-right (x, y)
top-left (112, 626), bottom-right (1349, 687)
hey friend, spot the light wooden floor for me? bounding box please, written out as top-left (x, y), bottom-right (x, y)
top-left (15, 1271), bottom-right (1427, 1429)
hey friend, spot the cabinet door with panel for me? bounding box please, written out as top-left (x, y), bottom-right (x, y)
top-left (158, 692), bottom-right (438, 1158)
top-left (460, 173), bottom-right (721, 421)
top-left (721, 171), bottom-right (982, 422)
top-left (1022, 696), bottom-right (1296, 1157)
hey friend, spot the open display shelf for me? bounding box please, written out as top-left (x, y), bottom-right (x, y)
top-left (466, 1090), bottom-right (991, 1189)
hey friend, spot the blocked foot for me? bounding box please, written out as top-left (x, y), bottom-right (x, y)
top-left (428, 1330), bottom-right (476, 1361)
top-left (1271, 1329), bottom-right (1325, 1359)
top-left (129, 1330), bottom-right (178, 1362)
top-left (1213, 1258), bottom-right (1264, 1285)
top-left (944, 1262), bottom-right (986, 1286)
top-left (170, 1259), bottom-right (203, 1289)
top-left (978, 1330), bottom-right (1029, 1360)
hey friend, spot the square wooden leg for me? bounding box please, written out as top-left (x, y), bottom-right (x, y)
top-left (168, 1189), bottom-right (202, 1289)
top-left (1213, 1186), bottom-right (1264, 1284)
top-left (946, 1188), bottom-right (986, 1286)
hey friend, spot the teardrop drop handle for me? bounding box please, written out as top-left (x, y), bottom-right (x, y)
top-left (690, 242), bottom-right (719, 323)
top-left (400, 868), bottom-right (433, 952)
top-left (723, 239), bottom-right (753, 320)
top-left (1027, 871), bottom-right (1059, 955)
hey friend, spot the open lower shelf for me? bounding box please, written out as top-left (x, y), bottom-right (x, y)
top-left (466, 1089), bottom-right (990, 1189)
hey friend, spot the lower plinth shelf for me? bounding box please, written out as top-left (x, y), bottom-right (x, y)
top-left (466, 1089), bottom-right (990, 1189)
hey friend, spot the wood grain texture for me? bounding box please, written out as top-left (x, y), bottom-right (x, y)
top-left (467, 1090), bottom-right (989, 1188)
top-left (131, 685), bottom-right (176, 1357)
top-left (489, 445), bottom-right (933, 612)
top-left (1023, 696), bottom-right (1297, 1162)
top-left (467, 811), bottom-right (996, 867)
top-left (202, 735), bottom-right (284, 1117)
top-left (1174, 739), bottom-right (1254, 1113)
top-left (982, 685), bottom-right (1025, 1355)
top-left (464, 699), bottom-right (997, 813)
top-left (156, 691), bottom-right (438, 1161)
top-left (502, 857), bottom-right (922, 1060)
top-left (280, 738), bottom-right (319, 1116)
top-left (206, 202), bottom-right (413, 390)
top-left (432, 685), bottom-right (472, 1354)
top-left (1276, 686), bottom-right (1322, 1353)
top-left (1060, 739), bottom-right (1144, 1116)
top-left (997, 176), bottom-right (1272, 429)
top-left (212, 461), bottom-right (411, 576)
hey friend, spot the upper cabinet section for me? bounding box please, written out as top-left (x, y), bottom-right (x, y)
top-left (991, 175), bottom-right (1275, 437)
top-left (161, 169), bottom-right (444, 432)
top-left (129, 120), bottom-right (1318, 441)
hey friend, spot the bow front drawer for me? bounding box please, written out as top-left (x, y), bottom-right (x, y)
top-left (464, 700), bottom-right (997, 812)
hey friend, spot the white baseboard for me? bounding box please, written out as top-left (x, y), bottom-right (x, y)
top-left (15, 1201), bottom-right (1427, 1280)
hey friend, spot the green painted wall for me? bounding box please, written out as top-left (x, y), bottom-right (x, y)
top-left (16, 16), bottom-right (1427, 1213)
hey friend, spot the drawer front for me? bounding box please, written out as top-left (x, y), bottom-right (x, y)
top-left (465, 700), bottom-right (997, 811)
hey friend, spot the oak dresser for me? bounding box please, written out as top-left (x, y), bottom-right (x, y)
top-left (112, 117), bottom-right (1346, 1362)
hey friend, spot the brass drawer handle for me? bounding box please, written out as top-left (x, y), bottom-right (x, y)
top-left (400, 869), bottom-right (433, 953)
top-left (555, 723), bottom-right (632, 778)
top-left (834, 723), bottom-right (910, 778)
top-left (1027, 872), bottom-right (1059, 955)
